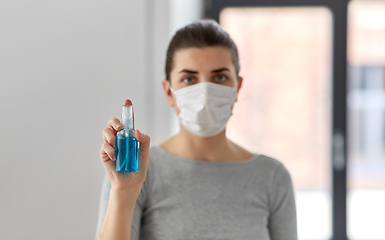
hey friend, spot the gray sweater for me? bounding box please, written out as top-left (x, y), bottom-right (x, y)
top-left (96, 146), bottom-right (298, 240)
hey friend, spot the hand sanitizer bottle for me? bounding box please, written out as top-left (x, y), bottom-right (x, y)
top-left (116, 99), bottom-right (140, 172)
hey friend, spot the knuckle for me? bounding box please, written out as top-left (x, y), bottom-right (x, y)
top-left (108, 134), bottom-right (116, 144)
top-left (108, 147), bottom-right (115, 155)
top-left (101, 142), bottom-right (108, 149)
top-left (103, 129), bottom-right (114, 139)
top-left (109, 118), bottom-right (119, 125)
top-left (108, 118), bottom-right (117, 126)
top-left (102, 143), bottom-right (115, 157)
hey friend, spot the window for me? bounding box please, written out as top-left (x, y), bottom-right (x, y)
top-left (347, 1), bottom-right (385, 239)
top-left (221, 7), bottom-right (333, 239)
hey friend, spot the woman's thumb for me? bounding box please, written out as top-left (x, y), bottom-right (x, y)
top-left (135, 129), bottom-right (151, 161)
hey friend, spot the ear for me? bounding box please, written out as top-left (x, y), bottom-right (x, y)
top-left (162, 79), bottom-right (175, 107)
top-left (234, 76), bottom-right (243, 102)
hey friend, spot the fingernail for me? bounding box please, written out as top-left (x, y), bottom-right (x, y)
top-left (116, 123), bottom-right (122, 129)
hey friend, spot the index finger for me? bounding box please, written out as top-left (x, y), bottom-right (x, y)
top-left (107, 118), bottom-right (122, 134)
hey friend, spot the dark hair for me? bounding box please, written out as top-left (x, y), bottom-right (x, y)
top-left (165, 19), bottom-right (240, 81)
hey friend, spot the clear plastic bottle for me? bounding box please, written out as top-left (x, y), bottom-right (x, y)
top-left (115, 99), bottom-right (140, 172)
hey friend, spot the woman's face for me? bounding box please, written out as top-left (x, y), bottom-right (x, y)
top-left (162, 46), bottom-right (242, 114)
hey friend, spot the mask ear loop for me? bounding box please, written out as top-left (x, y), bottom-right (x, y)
top-left (230, 84), bottom-right (238, 117)
top-left (168, 81), bottom-right (176, 94)
top-left (168, 81), bottom-right (179, 113)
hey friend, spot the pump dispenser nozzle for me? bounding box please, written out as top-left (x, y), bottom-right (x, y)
top-left (121, 99), bottom-right (134, 129)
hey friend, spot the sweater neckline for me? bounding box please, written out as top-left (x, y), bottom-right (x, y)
top-left (153, 145), bottom-right (262, 165)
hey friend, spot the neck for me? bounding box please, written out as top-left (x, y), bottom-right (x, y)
top-left (169, 124), bottom-right (236, 162)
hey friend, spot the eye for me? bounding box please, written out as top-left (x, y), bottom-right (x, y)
top-left (214, 75), bottom-right (228, 83)
top-left (182, 76), bottom-right (195, 84)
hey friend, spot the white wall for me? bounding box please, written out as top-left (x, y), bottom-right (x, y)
top-left (0, 0), bottom-right (198, 239)
top-left (0, 1), bottom-right (145, 239)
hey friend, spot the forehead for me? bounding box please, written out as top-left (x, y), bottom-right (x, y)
top-left (172, 47), bottom-right (235, 72)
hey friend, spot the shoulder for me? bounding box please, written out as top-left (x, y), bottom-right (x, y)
top-left (255, 155), bottom-right (294, 195)
top-left (253, 154), bottom-right (288, 174)
top-left (149, 145), bottom-right (163, 156)
top-left (145, 145), bottom-right (174, 177)
top-left (252, 155), bottom-right (293, 188)
top-left (148, 145), bottom-right (169, 164)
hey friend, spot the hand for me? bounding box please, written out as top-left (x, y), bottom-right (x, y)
top-left (100, 118), bottom-right (151, 193)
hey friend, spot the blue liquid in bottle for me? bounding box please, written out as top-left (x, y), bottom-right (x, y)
top-left (115, 100), bottom-right (140, 173)
top-left (116, 130), bottom-right (140, 172)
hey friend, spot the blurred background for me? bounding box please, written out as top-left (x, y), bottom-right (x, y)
top-left (0, 0), bottom-right (384, 239)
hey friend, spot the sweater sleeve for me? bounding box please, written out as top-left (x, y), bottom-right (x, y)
top-left (268, 163), bottom-right (298, 240)
top-left (94, 174), bottom-right (146, 240)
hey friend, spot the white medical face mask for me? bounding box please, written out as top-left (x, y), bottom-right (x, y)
top-left (170, 82), bottom-right (236, 137)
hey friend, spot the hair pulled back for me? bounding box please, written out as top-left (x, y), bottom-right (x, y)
top-left (165, 19), bottom-right (240, 81)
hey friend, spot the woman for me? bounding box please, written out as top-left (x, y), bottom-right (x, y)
top-left (96, 20), bottom-right (297, 240)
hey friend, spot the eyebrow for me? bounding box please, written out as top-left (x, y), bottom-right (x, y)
top-left (179, 69), bottom-right (198, 74)
top-left (178, 68), bottom-right (230, 74)
top-left (212, 67), bottom-right (230, 73)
